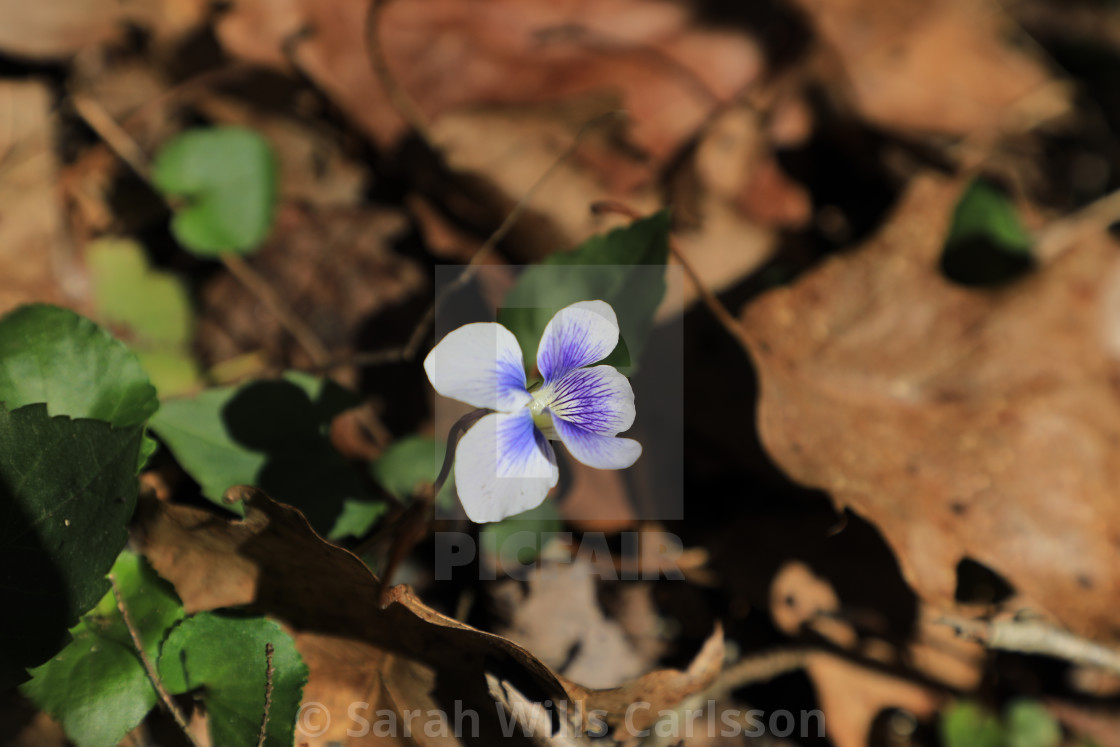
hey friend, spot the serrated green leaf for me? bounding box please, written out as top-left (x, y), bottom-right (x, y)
top-left (0, 404), bottom-right (144, 685)
top-left (0, 304), bottom-right (158, 428)
top-left (941, 178), bottom-right (1035, 286)
top-left (152, 127), bottom-right (278, 256)
top-left (159, 613), bottom-right (307, 747)
top-left (941, 701), bottom-right (1004, 747)
top-left (498, 210), bottom-right (670, 374)
top-left (149, 375), bottom-right (368, 531)
top-left (1005, 699), bottom-right (1062, 747)
top-left (20, 550), bottom-right (184, 747)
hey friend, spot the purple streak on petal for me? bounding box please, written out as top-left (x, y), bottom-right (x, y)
top-left (552, 415), bottom-right (642, 470)
top-left (423, 322), bottom-right (530, 412)
top-left (537, 303), bottom-right (619, 383)
top-left (548, 365), bottom-right (635, 435)
top-left (495, 409), bottom-right (557, 478)
top-left (455, 409), bottom-right (559, 523)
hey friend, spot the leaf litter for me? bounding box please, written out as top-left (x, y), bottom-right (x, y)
top-left (1, 0), bottom-right (1119, 744)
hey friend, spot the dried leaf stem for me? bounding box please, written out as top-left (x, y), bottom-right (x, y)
top-left (590, 199), bottom-right (754, 356)
top-left (109, 573), bottom-right (201, 747)
top-left (256, 642), bottom-right (275, 747)
top-left (938, 614), bottom-right (1120, 676)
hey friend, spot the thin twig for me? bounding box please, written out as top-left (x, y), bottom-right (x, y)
top-left (71, 95), bottom-right (152, 181)
top-left (221, 253), bottom-right (332, 366)
top-left (641, 648), bottom-right (811, 747)
top-left (937, 614), bottom-right (1120, 676)
top-left (110, 574), bottom-right (201, 747)
top-left (435, 110), bottom-right (627, 312)
top-left (364, 0), bottom-right (435, 146)
top-left (1034, 185), bottom-right (1120, 262)
top-left (256, 643), bottom-right (275, 747)
top-left (323, 109), bottom-right (626, 372)
top-left (590, 200), bottom-right (754, 356)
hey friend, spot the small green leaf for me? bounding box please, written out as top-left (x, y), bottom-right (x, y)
top-left (480, 499), bottom-right (563, 566)
top-left (328, 499), bottom-right (391, 541)
top-left (0, 304), bottom-right (158, 428)
top-left (499, 210), bottom-right (670, 374)
top-left (1004, 699), bottom-right (1062, 747)
top-left (372, 435), bottom-right (446, 502)
top-left (149, 375), bottom-right (369, 531)
top-left (941, 178), bottom-right (1035, 286)
top-left (941, 701), bottom-right (1004, 747)
top-left (87, 238), bottom-right (193, 347)
top-left (87, 238), bottom-right (200, 396)
top-left (159, 612), bottom-right (308, 747)
top-left (0, 404), bottom-right (145, 685)
top-left (21, 550), bottom-right (185, 747)
top-left (152, 127), bottom-right (278, 256)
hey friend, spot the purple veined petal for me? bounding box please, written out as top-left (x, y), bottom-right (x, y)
top-left (552, 414), bottom-right (642, 470)
top-left (546, 365), bottom-right (635, 436)
top-left (455, 409), bottom-right (559, 523)
top-left (423, 322), bottom-right (531, 412)
top-left (536, 300), bottom-right (619, 383)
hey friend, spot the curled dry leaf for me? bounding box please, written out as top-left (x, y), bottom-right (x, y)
top-left (131, 489), bottom-right (722, 745)
top-left (741, 174), bottom-right (1120, 643)
top-left (561, 624), bottom-right (724, 737)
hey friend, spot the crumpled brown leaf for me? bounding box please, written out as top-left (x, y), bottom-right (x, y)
top-left (741, 173), bottom-right (1120, 643)
top-left (131, 489), bottom-right (722, 745)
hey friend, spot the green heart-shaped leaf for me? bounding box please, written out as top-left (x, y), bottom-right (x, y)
top-left (152, 127), bottom-right (278, 256)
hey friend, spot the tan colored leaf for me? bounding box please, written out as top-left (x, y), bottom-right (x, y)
top-left (792, 0), bottom-right (1069, 135)
top-left (741, 173), bottom-right (1120, 642)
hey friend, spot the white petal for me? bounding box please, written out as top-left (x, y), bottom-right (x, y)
top-left (424, 323), bottom-right (531, 412)
top-left (455, 410), bottom-right (559, 523)
top-left (536, 301), bottom-right (619, 383)
top-left (553, 415), bottom-right (642, 470)
top-left (546, 365), bottom-right (635, 435)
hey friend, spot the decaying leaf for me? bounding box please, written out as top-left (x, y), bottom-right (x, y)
top-left (0, 82), bottom-right (71, 316)
top-left (131, 489), bottom-right (722, 745)
top-left (792, 0), bottom-right (1069, 135)
top-left (741, 174), bottom-right (1120, 642)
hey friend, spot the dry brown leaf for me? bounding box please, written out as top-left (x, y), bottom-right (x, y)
top-left (805, 652), bottom-right (941, 747)
top-left (0, 0), bottom-right (206, 59)
top-left (792, 0), bottom-right (1069, 135)
top-left (219, 0), bottom-right (762, 159)
top-left (216, 0), bottom-right (779, 306)
top-left (562, 624), bottom-right (724, 736)
top-left (132, 489), bottom-right (722, 744)
top-left (741, 173), bottom-right (1120, 643)
top-left (0, 81), bottom-right (77, 315)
